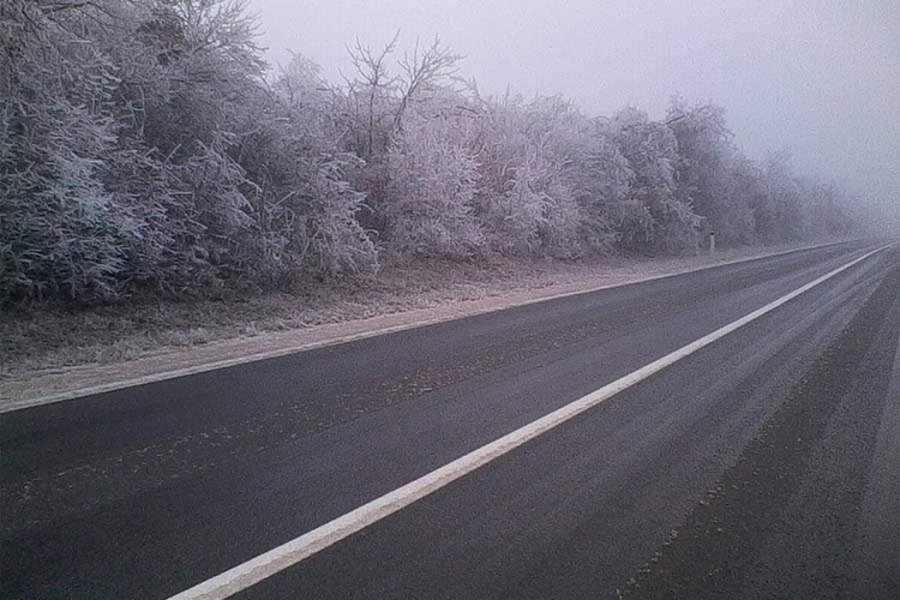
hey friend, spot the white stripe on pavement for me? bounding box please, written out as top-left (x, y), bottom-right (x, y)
top-left (168, 242), bottom-right (894, 600)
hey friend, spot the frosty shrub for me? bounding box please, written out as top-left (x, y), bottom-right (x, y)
top-left (473, 94), bottom-right (607, 257)
top-left (385, 114), bottom-right (483, 258)
top-left (1, 1), bottom-right (141, 303)
top-left (296, 154), bottom-right (379, 275)
top-left (473, 96), bottom-right (553, 255)
top-left (606, 107), bottom-right (700, 253)
top-left (0, 1), bottom-right (858, 306)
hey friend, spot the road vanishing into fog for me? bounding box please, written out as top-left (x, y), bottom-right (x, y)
top-left (3, 240), bottom-right (899, 600)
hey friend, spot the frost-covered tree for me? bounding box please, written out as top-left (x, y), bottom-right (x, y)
top-left (0, 0), bottom-right (155, 302)
top-left (1, 0), bottom-right (378, 304)
top-left (0, 2), bottom-right (858, 306)
top-left (246, 53), bottom-right (377, 280)
top-left (762, 150), bottom-right (805, 242)
top-left (471, 94), bottom-right (605, 257)
top-left (471, 95), bottom-right (550, 255)
top-left (728, 155), bottom-right (770, 244)
top-left (395, 38), bottom-right (464, 129)
top-left (385, 112), bottom-right (482, 257)
top-left (666, 99), bottom-right (749, 245)
top-left (339, 34), bottom-right (465, 235)
top-left (604, 107), bottom-right (700, 252)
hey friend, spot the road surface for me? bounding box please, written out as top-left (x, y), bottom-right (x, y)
top-left (2, 240), bottom-right (898, 599)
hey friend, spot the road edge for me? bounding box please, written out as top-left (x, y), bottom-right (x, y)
top-left (0, 239), bottom-right (872, 413)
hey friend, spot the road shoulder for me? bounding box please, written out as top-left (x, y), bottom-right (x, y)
top-left (0, 240), bottom-right (854, 412)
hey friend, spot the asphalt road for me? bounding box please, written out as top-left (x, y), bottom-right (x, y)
top-left (2, 240), bottom-right (898, 600)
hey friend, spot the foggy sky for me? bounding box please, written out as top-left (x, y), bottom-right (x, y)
top-left (247, 0), bottom-right (899, 226)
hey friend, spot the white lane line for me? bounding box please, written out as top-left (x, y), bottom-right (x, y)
top-left (5, 239), bottom-right (857, 413)
top-left (168, 243), bottom-right (893, 600)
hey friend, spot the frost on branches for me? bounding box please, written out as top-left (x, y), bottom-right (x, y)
top-left (386, 113), bottom-right (483, 258)
top-left (0, 1), bottom-right (856, 305)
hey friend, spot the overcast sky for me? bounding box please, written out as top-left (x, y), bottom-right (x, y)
top-left (246, 0), bottom-right (899, 224)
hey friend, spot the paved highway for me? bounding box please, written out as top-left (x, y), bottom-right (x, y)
top-left (2, 240), bottom-right (898, 599)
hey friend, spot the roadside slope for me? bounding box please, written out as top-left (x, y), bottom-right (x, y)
top-left (0, 240), bottom-right (864, 411)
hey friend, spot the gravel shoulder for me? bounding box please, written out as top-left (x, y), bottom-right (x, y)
top-left (0, 240), bottom-right (850, 411)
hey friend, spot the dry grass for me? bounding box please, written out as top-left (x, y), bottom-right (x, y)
top-left (0, 243), bottom-right (827, 380)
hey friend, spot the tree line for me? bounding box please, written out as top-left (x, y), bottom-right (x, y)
top-left (0, 0), bottom-right (855, 305)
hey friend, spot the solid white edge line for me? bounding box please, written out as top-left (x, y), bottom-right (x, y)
top-left (167, 242), bottom-right (895, 600)
top-left (2, 239), bottom-right (865, 413)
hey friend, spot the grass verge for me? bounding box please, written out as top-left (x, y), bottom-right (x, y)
top-left (0, 241), bottom-right (843, 384)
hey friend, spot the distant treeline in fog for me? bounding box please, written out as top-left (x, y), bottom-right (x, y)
top-left (1, 0), bottom-right (856, 304)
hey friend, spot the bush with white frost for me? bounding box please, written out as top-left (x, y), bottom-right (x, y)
top-left (606, 107), bottom-right (701, 252)
top-left (0, 1), bottom-right (858, 306)
top-left (472, 95), bottom-right (603, 257)
top-left (385, 113), bottom-right (483, 258)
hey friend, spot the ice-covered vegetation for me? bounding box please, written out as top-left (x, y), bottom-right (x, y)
top-left (1, 0), bottom-right (855, 305)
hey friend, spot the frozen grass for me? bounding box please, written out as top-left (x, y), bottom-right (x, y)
top-left (0, 242), bottom-right (830, 383)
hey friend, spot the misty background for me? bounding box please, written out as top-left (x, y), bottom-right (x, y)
top-left (253, 0), bottom-right (900, 227)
